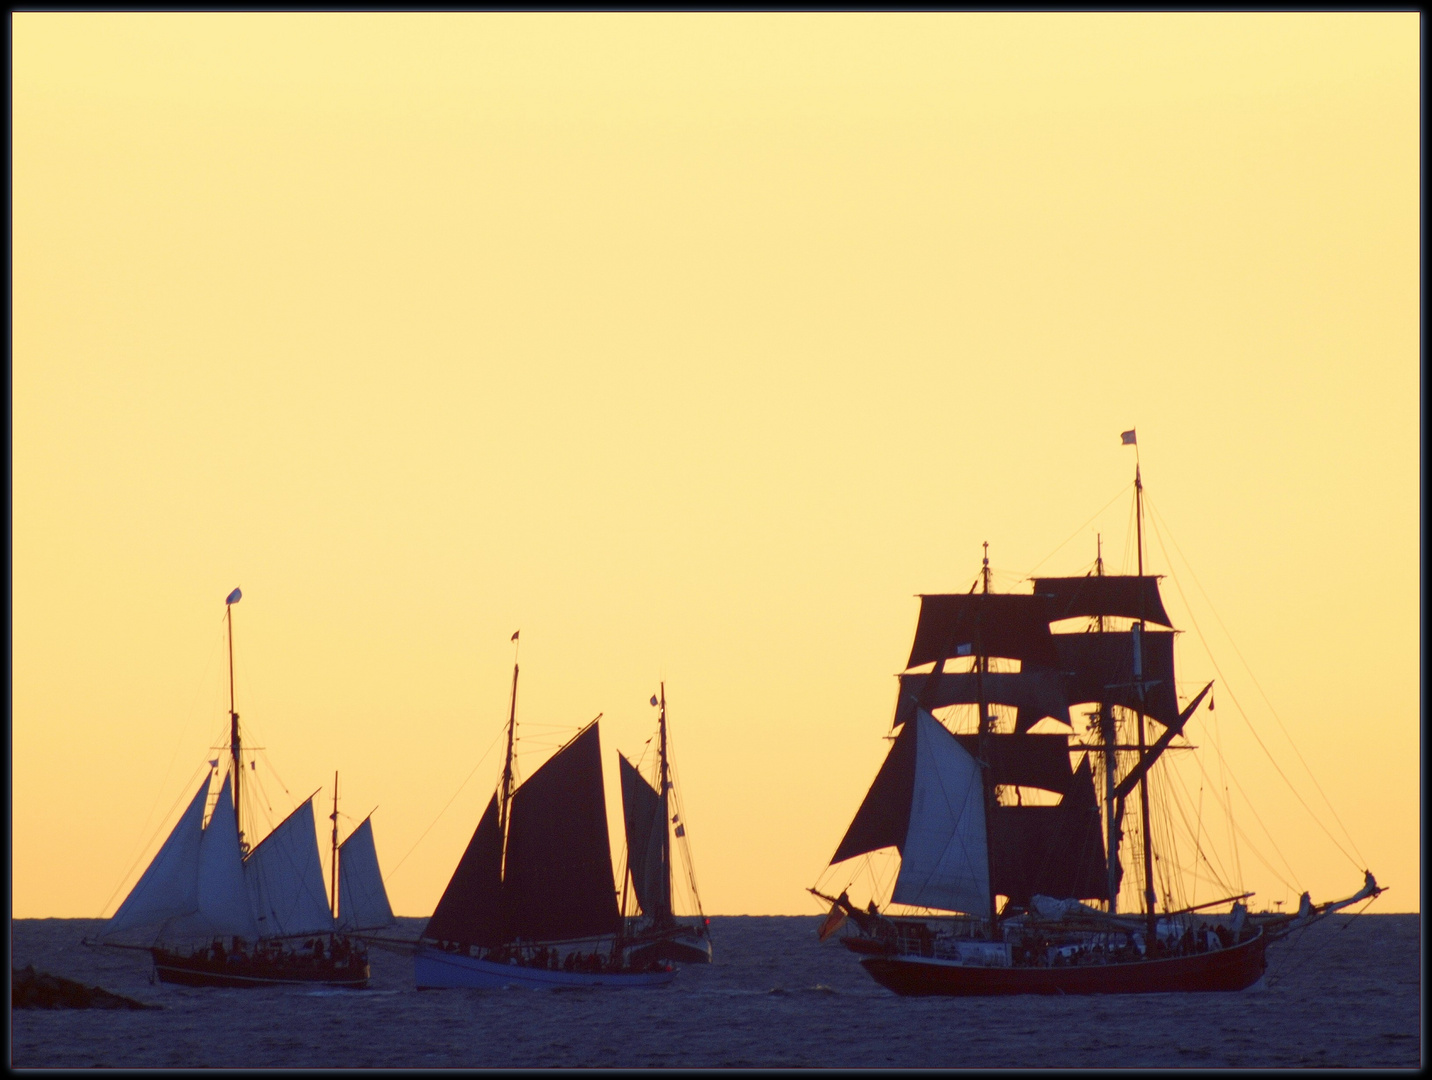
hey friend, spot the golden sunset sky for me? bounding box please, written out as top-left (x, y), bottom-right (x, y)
top-left (13, 12), bottom-right (1418, 918)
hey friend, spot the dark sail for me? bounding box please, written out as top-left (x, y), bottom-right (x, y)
top-left (422, 794), bottom-right (506, 948)
top-left (895, 670), bottom-right (1071, 729)
top-left (1045, 630), bottom-right (1180, 728)
top-left (952, 733), bottom-right (1075, 795)
top-left (989, 758), bottom-right (1108, 904)
top-left (619, 754), bottom-right (670, 919)
top-left (503, 724), bottom-right (622, 943)
top-left (1033, 575), bottom-right (1173, 628)
top-left (907, 593), bottom-right (1058, 669)
top-left (829, 717), bottom-right (918, 865)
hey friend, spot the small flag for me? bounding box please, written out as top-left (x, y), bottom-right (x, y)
top-left (1121, 429), bottom-right (1137, 446)
top-left (208, 758), bottom-right (219, 768)
top-left (650, 695), bottom-right (659, 707)
top-left (817, 902), bottom-right (848, 942)
top-left (225, 587), bottom-right (242, 605)
top-left (674, 824), bottom-right (686, 838)
top-left (511, 630), bottom-right (519, 642)
top-left (955, 642), bottom-right (973, 657)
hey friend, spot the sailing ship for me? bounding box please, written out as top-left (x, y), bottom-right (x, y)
top-left (618, 683), bottom-right (713, 965)
top-left (414, 642), bottom-right (676, 988)
top-left (94, 588), bottom-right (397, 988)
top-left (812, 443), bottom-right (1382, 996)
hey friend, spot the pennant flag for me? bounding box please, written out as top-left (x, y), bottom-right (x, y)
top-left (225, 587), bottom-right (242, 605)
top-left (674, 824), bottom-right (686, 838)
top-left (650, 695), bottom-right (659, 707)
top-left (208, 759), bottom-right (219, 768)
top-left (1121, 429), bottom-right (1137, 446)
top-left (817, 902), bottom-right (848, 942)
top-left (511, 630), bottom-right (519, 642)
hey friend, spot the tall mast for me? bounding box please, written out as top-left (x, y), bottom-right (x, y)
top-left (975, 542), bottom-right (999, 936)
top-left (658, 682), bottom-right (672, 922)
top-left (330, 771), bottom-right (340, 920)
top-left (1134, 463), bottom-right (1157, 943)
top-left (1096, 536), bottom-right (1121, 912)
top-left (498, 635), bottom-right (520, 878)
top-left (226, 592), bottom-right (243, 852)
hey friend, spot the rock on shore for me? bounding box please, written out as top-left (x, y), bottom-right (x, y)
top-left (12, 965), bottom-right (161, 1010)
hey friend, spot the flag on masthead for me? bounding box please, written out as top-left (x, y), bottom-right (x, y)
top-left (1121, 429), bottom-right (1137, 445)
top-left (226, 588), bottom-right (242, 605)
top-left (511, 630), bottom-right (519, 642)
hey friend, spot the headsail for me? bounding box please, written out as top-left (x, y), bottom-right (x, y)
top-left (424, 794), bottom-right (506, 947)
top-left (163, 772), bottom-right (260, 942)
top-left (336, 817), bottom-right (396, 932)
top-left (243, 796), bottom-right (335, 939)
top-left (103, 776), bottom-right (209, 942)
top-left (619, 753), bottom-right (671, 919)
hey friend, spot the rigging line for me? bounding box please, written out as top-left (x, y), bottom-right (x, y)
top-left (96, 759), bottom-right (212, 920)
top-left (1147, 498), bottom-right (1369, 868)
top-left (386, 726), bottom-right (505, 881)
top-left (1023, 484), bottom-right (1133, 578)
top-left (1167, 748), bottom-right (1234, 898)
top-left (1145, 505), bottom-right (1365, 871)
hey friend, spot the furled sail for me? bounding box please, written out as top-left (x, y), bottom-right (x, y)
top-left (337, 817), bottom-right (396, 932)
top-left (504, 723), bottom-right (622, 943)
top-left (423, 793), bottom-right (506, 947)
top-left (907, 593), bottom-right (1057, 668)
top-left (163, 773), bottom-right (261, 942)
top-left (894, 670), bottom-right (1072, 729)
top-left (619, 754), bottom-right (670, 920)
top-left (1033, 575), bottom-right (1172, 628)
top-left (103, 776), bottom-right (210, 942)
top-left (243, 797), bottom-right (335, 939)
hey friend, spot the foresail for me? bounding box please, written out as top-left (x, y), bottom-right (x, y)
top-left (890, 710), bottom-right (990, 916)
top-left (829, 714), bottom-right (918, 865)
top-left (163, 772), bottom-right (261, 942)
top-left (244, 796), bottom-right (336, 939)
top-left (337, 816), bottom-right (396, 932)
top-left (103, 775), bottom-right (209, 942)
top-left (423, 793), bottom-right (505, 947)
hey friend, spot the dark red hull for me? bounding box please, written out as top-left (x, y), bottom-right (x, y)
top-left (152, 949), bottom-right (370, 989)
top-left (860, 930), bottom-right (1267, 996)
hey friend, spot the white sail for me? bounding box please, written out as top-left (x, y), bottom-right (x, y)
top-left (102, 775), bottom-right (210, 942)
top-left (244, 796), bottom-right (337, 939)
top-left (337, 816), bottom-right (396, 931)
top-left (162, 772), bottom-right (261, 941)
top-left (890, 709), bottom-right (991, 916)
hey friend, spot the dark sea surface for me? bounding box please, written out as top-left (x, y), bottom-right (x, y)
top-left (10, 914), bottom-right (1421, 1069)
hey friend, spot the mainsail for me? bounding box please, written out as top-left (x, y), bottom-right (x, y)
top-left (336, 817), bottom-right (396, 933)
top-left (244, 796), bottom-right (335, 939)
top-left (423, 721), bottom-right (622, 948)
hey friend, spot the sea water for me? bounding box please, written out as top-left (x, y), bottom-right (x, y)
top-left (10, 914), bottom-right (1420, 1068)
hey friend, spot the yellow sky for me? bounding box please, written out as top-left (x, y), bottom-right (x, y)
top-left (13, 12), bottom-right (1419, 918)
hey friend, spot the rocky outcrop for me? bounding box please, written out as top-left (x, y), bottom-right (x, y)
top-left (12, 965), bottom-right (160, 1010)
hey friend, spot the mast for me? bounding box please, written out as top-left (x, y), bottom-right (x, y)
top-left (657, 681), bottom-right (672, 925)
top-left (226, 591), bottom-right (243, 853)
top-left (330, 771), bottom-right (340, 920)
top-left (498, 635), bottom-right (520, 878)
top-left (1134, 463), bottom-right (1157, 943)
top-left (1096, 536), bottom-right (1121, 913)
top-left (975, 542), bottom-right (999, 937)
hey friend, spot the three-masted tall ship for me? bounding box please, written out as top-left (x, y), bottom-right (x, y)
top-left (813, 443), bottom-right (1382, 996)
top-left (95, 588), bottom-right (397, 988)
top-left (618, 683), bottom-right (712, 964)
top-left (414, 638), bottom-right (676, 988)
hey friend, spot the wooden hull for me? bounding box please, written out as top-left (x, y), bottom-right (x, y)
top-left (859, 930), bottom-right (1267, 996)
top-left (152, 948), bottom-right (370, 989)
top-left (628, 927), bottom-right (713, 965)
top-left (414, 946), bottom-right (676, 989)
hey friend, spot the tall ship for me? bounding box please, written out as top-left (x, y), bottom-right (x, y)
top-left (94, 588), bottom-right (397, 988)
top-left (812, 438), bottom-right (1382, 996)
top-left (618, 683), bottom-right (713, 964)
top-left (414, 637), bottom-right (676, 989)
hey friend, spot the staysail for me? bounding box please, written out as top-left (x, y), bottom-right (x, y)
top-left (244, 796), bottom-right (335, 939)
top-left (336, 817), bottom-right (396, 932)
top-left (103, 776), bottom-right (210, 942)
top-left (163, 772), bottom-right (261, 942)
top-left (619, 753), bottom-right (671, 919)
